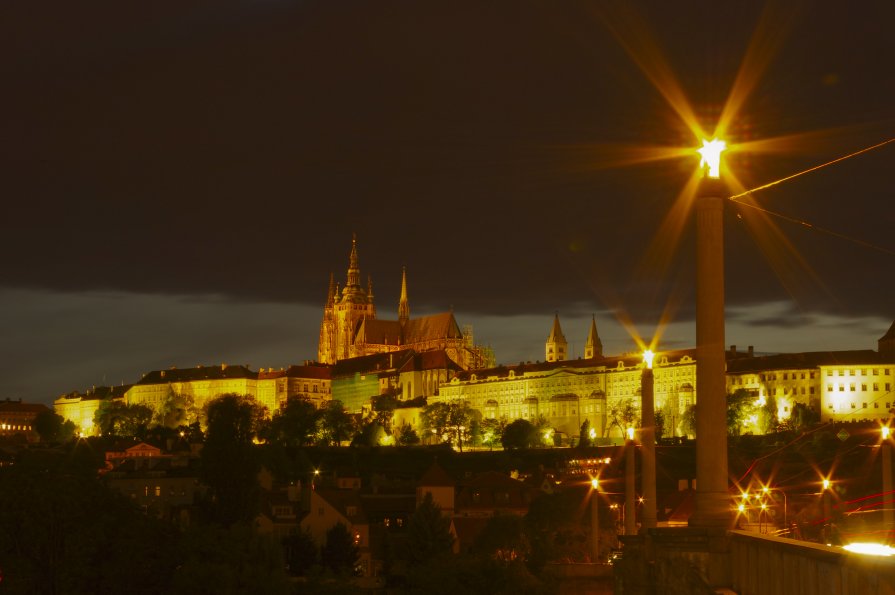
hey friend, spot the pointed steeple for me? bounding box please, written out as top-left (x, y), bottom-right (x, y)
top-left (880, 320), bottom-right (895, 357)
top-left (585, 314), bottom-right (603, 359)
top-left (346, 233), bottom-right (360, 288)
top-left (398, 266), bottom-right (410, 325)
top-left (367, 275), bottom-right (374, 301)
top-left (546, 312), bottom-right (568, 362)
top-left (325, 272), bottom-right (336, 307)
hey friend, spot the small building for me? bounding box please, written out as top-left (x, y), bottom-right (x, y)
top-left (0, 398), bottom-right (50, 442)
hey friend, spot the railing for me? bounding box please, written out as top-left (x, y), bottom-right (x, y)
top-left (728, 530), bottom-right (895, 595)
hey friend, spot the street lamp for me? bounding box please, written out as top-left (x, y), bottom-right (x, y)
top-left (698, 139), bottom-right (727, 178)
top-left (760, 485), bottom-right (788, 531)
top-left (590, 478), bottom-right (602, 563)
top-left (640, 348), bottom-right (657, 531)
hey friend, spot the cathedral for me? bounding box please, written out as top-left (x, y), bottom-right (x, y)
top-left (317, 236), bottom-right (494, 370)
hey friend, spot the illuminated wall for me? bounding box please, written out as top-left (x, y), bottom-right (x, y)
top-left (53, 396), bottom-right (104, 435)
top-left (820, 364), bottom-right (895, 422)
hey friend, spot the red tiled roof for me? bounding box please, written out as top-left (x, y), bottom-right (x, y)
top-left (419, 460), bottom-right (455, 487)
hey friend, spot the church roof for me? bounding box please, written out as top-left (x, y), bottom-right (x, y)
top-left (354, 312), bottom-right (463, 347)
top-left (403, 312), bottom-right (463, 343)
top-left (407, 350), bottom-right (464, 373)
top-left (285, 365), bottom-right (331, 380)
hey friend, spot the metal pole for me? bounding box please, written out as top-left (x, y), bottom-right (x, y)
top-left (641, 366), bottom-right (657, 530)
top-left (883, 440), bottom-right (893, 542)
top-left (625, 438), bottom-right (636, 535)
top-left (591, 485), bottom-right (601, 562)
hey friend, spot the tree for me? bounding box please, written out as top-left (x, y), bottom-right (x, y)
top-left (320, 400), bottom-right (355, 446)
top-left (790, 402), bottom-right (820, 432)
top-left (606, 398), bottom-right (638, 437)
top-left (473, 514), bottom-right (530, 562)
top-left (405, 492), bottom-right (454, 565)
top-left (93, 400), bottom-right (153, 437)
top-left (501, 419), bottom-right (538, 450)
top-left (480, 418), bottom-right (506, 450)
top-left (321, 522), bottom-right (359, 576)
top-left (758, 394), bottom-right (779, 435)
top-left (283, 528), bottom-right (318, 576)
top-left (727, 389), bottom-right (756, 436)
top-left (351, 420), bottom-right (388, 446)
top-left (396, 422), bottom-right (421, 446)
top-left (32, 410), bottom-right (76, 444)
top-left (681, 404), bottom-right (697, 437)
top-left (422, 401), bottom-right (473, 448)
top-left (200, 394), bottom-right (266, 526)
top-left (155, 389), bottom-right (198, 428)
top-left (266, 396), bottom-right (321, 447)
top-left (654, 410), bottom-right (666, 441)
top-left (422, 402), bottom-right (451, 443)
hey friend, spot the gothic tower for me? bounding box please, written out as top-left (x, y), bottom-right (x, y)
top-left (584, 314), bottom-right (603, 359)
top-left (398, 266), bottom-right (409, 326)
top-left (318, 235), bottom-right (377, 364)
top-left (546, 313), bottom-right (568, 362)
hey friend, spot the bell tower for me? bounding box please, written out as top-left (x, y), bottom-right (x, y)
top-left (546, 313), bottom-right (568, 362)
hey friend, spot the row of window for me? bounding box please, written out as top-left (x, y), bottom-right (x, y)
top-left (827, 383), bottom-right (892, 392)
top-left (828, 402), bottom-right (893, 411)
top-left (827, 369), bottom-right (891, 377)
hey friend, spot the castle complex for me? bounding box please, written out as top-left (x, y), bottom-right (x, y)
top-left (48, 235), bottom-right (895, 443)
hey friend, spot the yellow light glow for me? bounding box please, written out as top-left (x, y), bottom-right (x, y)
top-left (762, 486), bottom-right (770, 494)
top-left (626, 427), bottom-right (635, 440)
top-left (591, 478), bottom-right (600, 490)
top-left (603, 457), bottom-right (612, 464)
top-left (822, 479), bottom-right (831, 490)
top-left (738, 504), bottom-right (745, 512)
top-left (760, 503), bottom-right (767, 510)
top-left (843, 543), bottom-right (895, 556)
top-left (697, 138), bottom-right (726, 178)
top-left (589, 428), bottom-right (597, 440)
top-left (883, 426), bottom-right (891, 440)
top-left (642, 349), bottom-right (655, 369)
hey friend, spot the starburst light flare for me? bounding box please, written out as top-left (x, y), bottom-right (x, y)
top-left (698, 138), bottom-right (727, 178)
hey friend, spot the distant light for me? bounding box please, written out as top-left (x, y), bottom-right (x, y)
top-left (822, 479), bottom-right (831, 490)
top-left (642, 350), bottom-right (655, 370)
top-left (843, 543), bottom-right (895, 556)
top-left (883, 426), bottom-right (891, 440)
top-left (762, 486), bottom-right (770, 494)
top-left (591, 478), bottom-right (600, 490)
top-left (626, 427), bottom-right (635, 441)
top-left (698, 138), bottom-right (726, 178)
top-left (603, 457), bottom-right (611, 464)
top-left (589, 428), bottom-right (597, 440)
top-left (737, 504), bottom-right (745, 513)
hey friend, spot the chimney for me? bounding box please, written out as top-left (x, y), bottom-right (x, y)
top-left (221, 363), bottom-right (227, 371)
top-left (730, 345), bottom-right (737, 355)
top-left (747, 346), bottom-right (754, 357)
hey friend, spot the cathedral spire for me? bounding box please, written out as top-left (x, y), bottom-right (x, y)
top-left (367, 275), bottom-right (374, 301)
top-left (585, 314), bottom-right (603, 359)
top-left (325, 272), bottom-right (336, 307)
top-left (546, 312), bottom-right (568, 362)
top-left (346, 233), bottom-right (360, 288)
top-left (398, 266), bottom-right (410, 325)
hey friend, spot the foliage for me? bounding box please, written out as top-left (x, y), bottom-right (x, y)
top-left (265, 396), bottom-right (321, 448)
top-left (154, 389), bottom-right (198, 428)
top-left (320, 400), bottom-right (355, 446)
top-left (758, 394), bottom-right (779, 435)
top-left (422, 401), bottom-right (473, 449)
top-left (396, 422), bottom-right (421, 445)
top-left (0, 450), bottom-right (179, 594)
top-left (283, 528), bottom-right (318, 576)
top-left (32, 410), bottom-right (76, 444)
top-left (172, 524), bottom-right (290, 595)
top-left (351, 420), bottom-right (388, 446)
top-left (681, 404), bottom-right (697, 437)
top-left (500, 418), bottom-right (539, 450)
top-left (480, 417), bottom-right (506, 450)
top-left (655, 409), bottom-right (666, 441)
top-left (579, 419), bottom-right (593, 447)
top-left (727, 389), bottom-right (756, 436)
top-left (607, 399), bottom-right (638, 437)
top-left (406, 554), bottom-right (548, 595)
top-left (790, 402), bottom-right (820, 432)
top-left (321, 522), bottom-right (359, 576)
top-left (473, 514), bottom-right (530, 562)
top-left (524, 490), bottom-right (589, 568)
top-left (200, 394), bottom-right (265, 526)
top-left (405, 492), bottom-right (454, 565)
top-left (93, 400), bottom-right (154, 437)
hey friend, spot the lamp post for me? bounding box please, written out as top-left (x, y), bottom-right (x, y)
top-left (590, 478), bottom-right (602, 562)
top-left (821, 478), bottom-right (833, 543)
top-left (641, 350), bottom-right (657, 531)
top-left (625, 426), bottom-right (637, 535)
top-left (691, 138), bottom-right (731, 528)
top-left (883, 425), bottom-right (893, 542)
top-left (761, 485), bottom-right (788, 531)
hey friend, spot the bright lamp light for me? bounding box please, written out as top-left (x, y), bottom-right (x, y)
top-left (698, 138), bottom-right (726, 178)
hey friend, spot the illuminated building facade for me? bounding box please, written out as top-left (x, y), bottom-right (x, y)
top-left (317, 236), bottom-right (494, 370)
top-left (436, 317), bottom-right (698, 440)
top-left (0, 398), bottom-right (50, 441)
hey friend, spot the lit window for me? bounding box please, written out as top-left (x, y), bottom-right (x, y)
top-left (875, 384), bottom-right (880, 391)
top-left (827, 385), bottom-right (833, 392)
top-left (850, 370), bottom-right (856, 376)
top-left (155, 486), bottom-right (161, 497)
top-left (862, 384), bottom-right (867, 391)
top-left (850, 385), bottom-right (855, 392)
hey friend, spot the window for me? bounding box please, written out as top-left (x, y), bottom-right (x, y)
top-left (155, 486), bottom-right (161, 497)
top-left (874, 369), bottom-right (880, 376)
top-left (827, 385), bottom-right (833, 392)
top-left (811, 372), bottom-right (815, 379)
top-left (850, 370), bottom-right (855, 376)
top-left (862, 384), bottom-right (867, 391)
top-left (875, 384), bottom-right (880, 391)
top-left (851, 403), bottom-right (856, 409)
top-left (887, 384), bottom-right (892, 392)
top-left (875, 403), bottom-right (879, 408)
top-left (810, 388), bottom-right (815, 395)
top-left (863, 403), bottom-right (868, 409)
top-left (862, 370), bottom-right (867, 376)
top-left (827, 370), bottom-right (833, 377)
top-left (784, 373), bottom-right (788, 380)
top-left (839, 386), bottom-right (845, 392)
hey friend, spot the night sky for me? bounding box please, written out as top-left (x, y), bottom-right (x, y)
top-left (2, 1), bottom-right (893, 405)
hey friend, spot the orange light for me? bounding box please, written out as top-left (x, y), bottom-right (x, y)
top-left (697, 138), bottom-right (726, 178)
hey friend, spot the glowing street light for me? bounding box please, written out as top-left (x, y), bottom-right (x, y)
top-left (590, 477), bottom-right (601, 562)
top-left (697, 138), bottom-right (727, 178)
top-left (642, 349), bottom-right (655, 369)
